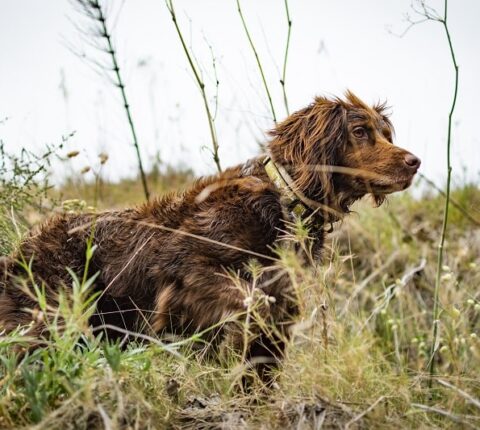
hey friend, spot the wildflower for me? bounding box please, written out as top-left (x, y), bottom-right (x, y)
top-left (442, 265), bottom-right (450, 272)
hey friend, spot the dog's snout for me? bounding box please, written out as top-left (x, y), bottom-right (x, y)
top-left (404, 153), bottom-right (421, 170)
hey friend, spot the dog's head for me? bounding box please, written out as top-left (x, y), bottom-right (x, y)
top-left (268, 91), bottom-right (420, 215)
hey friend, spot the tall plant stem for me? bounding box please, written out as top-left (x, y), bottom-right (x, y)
top-left (280, 0), bottom-right (291, 115)
top-left (428, 0), bottom-right (459, 387)
top-left (165, 0), bottom-right (221, 172)
top-left (96, 2), bottom-right (150, 200)
top-left (236, 0), bottom-right (277, 123)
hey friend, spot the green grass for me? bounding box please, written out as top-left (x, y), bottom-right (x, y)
top-left (0, 178), bottom-right (479, 429)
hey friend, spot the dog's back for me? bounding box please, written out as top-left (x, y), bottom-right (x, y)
top-left (0, 159), bottom-right (288, 342)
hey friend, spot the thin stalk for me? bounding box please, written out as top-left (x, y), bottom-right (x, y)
top-left (280, 0), bottom-right (291, 115)
top-left (95, 2), bottom-right (150, 200)
top-left (236, 0), bottom-right (277, 123)
top-left (165, 0), bottom-right (221, 172)
top-left (428, 0), bottom-right (459, 387)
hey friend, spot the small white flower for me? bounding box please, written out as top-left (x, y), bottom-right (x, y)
top-left (441, 273), bottom-right (453, 282)
top-left (243, 296), bottom-right (253, 307)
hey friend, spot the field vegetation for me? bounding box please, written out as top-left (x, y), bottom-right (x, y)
top-left (1, 0), bottom-right (479, 428)
top-left (0, 157), bottom-right (479, 428)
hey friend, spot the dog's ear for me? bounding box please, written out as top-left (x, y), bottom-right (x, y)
top-left (269, 97), bottom-right (347, 200)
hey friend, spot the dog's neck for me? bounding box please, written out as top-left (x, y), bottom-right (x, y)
top-left (263, 156), bottom-right (310, 218)
top-left (263, 154), bottom-right (363, 224)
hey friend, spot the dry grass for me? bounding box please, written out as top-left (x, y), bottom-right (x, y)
top-left (0, 175), bottom-right (479, 429)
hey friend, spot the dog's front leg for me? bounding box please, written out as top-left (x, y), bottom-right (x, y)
top-left (150, 266), bottom-right (296, 387)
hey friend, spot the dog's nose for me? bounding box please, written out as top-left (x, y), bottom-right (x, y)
top-left (404, 153), bottom-right (421, 170)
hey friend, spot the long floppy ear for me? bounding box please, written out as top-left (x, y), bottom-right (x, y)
top-left (269, 97), bottom-right (347, 200)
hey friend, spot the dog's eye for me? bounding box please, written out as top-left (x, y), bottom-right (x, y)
top-left (352, 127), bottom-right (367, 139)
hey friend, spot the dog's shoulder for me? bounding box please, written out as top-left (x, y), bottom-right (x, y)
top-left (191, 157), bottom-right (279, 205)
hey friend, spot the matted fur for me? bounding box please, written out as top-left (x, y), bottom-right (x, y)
top-left (0, 91), bottom-right (420, 382)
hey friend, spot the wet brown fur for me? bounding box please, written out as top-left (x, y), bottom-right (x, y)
top-left (0, 92), bottom-right (420, 382)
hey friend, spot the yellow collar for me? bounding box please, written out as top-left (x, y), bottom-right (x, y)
top-left (263, 157), bottom-right (307, 218)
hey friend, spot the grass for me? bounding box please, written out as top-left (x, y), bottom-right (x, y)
top-left (0, 175), bottom-right (479, 429)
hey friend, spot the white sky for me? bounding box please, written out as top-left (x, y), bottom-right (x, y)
top-left (0, 0), bottom-right (479, 186)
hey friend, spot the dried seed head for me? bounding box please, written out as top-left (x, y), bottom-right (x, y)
top-left (80, 166), bottom-right (91, 174)
top-left (99, 153), bottom-right (109, 164)
top-left (67, 150), bottom-right (80, 158)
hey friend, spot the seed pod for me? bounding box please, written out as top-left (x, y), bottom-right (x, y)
top-left (99, 153), bottom-right (109, 164)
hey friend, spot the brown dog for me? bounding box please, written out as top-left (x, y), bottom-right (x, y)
top-left (0, 91), bottom-right (420, 381)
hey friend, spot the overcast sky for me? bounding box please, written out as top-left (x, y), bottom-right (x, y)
top-left (0, 0), bottom-right (478, 186)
